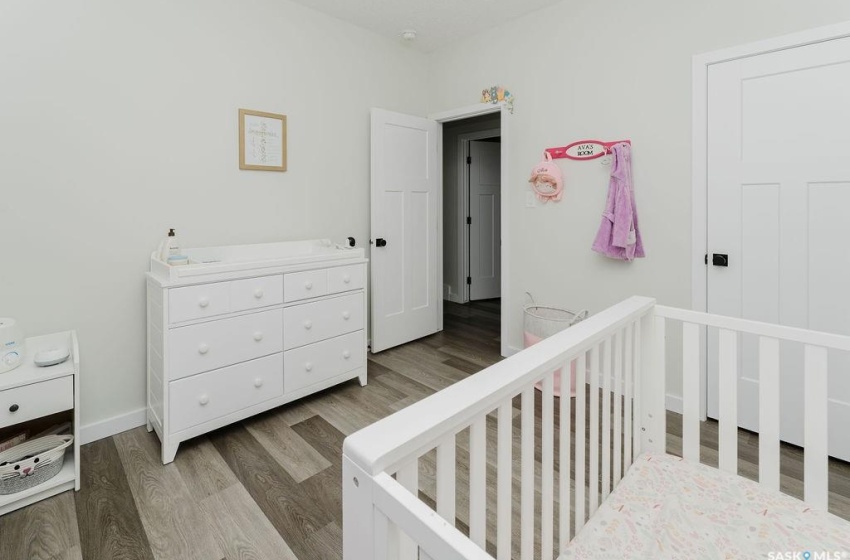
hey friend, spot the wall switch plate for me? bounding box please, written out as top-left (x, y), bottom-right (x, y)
top-left (525, 192), bottom-right (537, 208)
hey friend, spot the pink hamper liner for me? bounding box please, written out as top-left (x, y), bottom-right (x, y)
top-left (524, 299), bottom-right (588, 397)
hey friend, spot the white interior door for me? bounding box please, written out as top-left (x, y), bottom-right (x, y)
top-left (370, 108), bottom-right (440, 353)
top-left (706, 36), bottom-right (850, 461)
top-left (468, 140), bottom-right (501, 301)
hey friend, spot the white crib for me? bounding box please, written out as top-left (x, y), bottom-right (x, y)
top-left (342, 297), bottom-right (850, 559)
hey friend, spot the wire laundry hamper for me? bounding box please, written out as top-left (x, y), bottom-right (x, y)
top-left (524, 293), bottom-right (588, 397)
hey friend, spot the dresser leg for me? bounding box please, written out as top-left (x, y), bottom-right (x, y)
top-left (358, 370), bottom-right (367, 387)
top-left (162, 441), bottom-right (179, 464)
top-left (146, 419), bottom-right (153, 433)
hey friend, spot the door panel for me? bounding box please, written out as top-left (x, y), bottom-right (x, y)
top-left (370, 109), bottom-right (440, 353)
top-left (469, 140), bottom-right (501, 301)
top-left (706, 36), bottom-right (850, 461)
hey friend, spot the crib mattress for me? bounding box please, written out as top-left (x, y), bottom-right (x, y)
top-left (562, 452), bottom-right (850, 559)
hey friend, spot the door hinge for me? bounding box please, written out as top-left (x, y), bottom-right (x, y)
top-left (466, 156), bottom-right (471, 165)
top-left (466, 276), bottom-right (472, 285)
top-left (466, 216), bottom-right (472, 225)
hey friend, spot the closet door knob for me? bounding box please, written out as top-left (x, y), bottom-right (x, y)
top-left (342, 350), bottom-right (351, 359)
top-left (304, 281), bottom-right (313, 290)
top-left (198, 297), bottom-right (210, 308)
top-left (253, 331), bottom-right (264, 342)
top-left (9, 404), bottom-right (19, 413)
top-left (342, 311), bottom-right (351, 320)
top-left (254, 288), bottom-right (264, 299)
top-left (305, 362), bottom-right (313, 372)
top-left (254, 377), bottom-right (263, 388)
top-left (199, 395), bottom-right (209, 406)
top-left (303, 320), bottom-right (313, 330)
top-left (343, 274), bottom-right (351, 284)
top-left (198, 343), bottom-right (210, 355)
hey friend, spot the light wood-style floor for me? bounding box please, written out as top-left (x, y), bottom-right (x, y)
top-left (1, 298), bottom-right (848, 560)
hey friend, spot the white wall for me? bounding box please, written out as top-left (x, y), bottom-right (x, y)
top-left (0, 0), bottom-right (428, 428)
top-left (427, 0), bottom-right (850, 388)
top-left (442, 114), bottom-right (501, 302)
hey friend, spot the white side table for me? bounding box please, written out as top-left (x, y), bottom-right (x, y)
top-left (0, 331), bottom-right (80, 516)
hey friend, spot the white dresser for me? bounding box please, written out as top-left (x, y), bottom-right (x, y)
top-left (146, 239), bottom-right (367, 464)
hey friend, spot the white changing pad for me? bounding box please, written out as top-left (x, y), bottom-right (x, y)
top-left (562, 452), bottom-right (850, 559)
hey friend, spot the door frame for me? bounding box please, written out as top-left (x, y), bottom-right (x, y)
top-left (430, 102), bottom-right (512, 357)
top-left (459, 130), bottom-right (501, 303)
top-left (691, 21), bottom-right (850, 419)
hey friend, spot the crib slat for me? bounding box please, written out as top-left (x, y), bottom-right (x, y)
top-left (758, 336), bottom-right (780, 492)
top-left (575, 351), bottom-right (587, 532)
top-left (374, 506), bottom-right (391, 560)
top-left (624, 323), bottom-right (633, 469)
top-left (397, 461), bottom-right (419, 560)
top-left (436, 436), bottom-right (456, 525)
top-left (613, 330), bottom-right (623, 486)
top-left (804, 344), bottom-right (829, 510)
top-left (497, 400), bottom-right (512, 560)
top-left (682, 322), bottom-right (701, 463)
top-left (469, 417), bottom-right (487, 548)
top-left (542, 373), bottom-right (555, 560)
top-left (559, 359), bottom-right (572, 552)
top-left (521, 387), bottom-right (534, 560)
top-left (589, 344), bottom-right (600, 515)
top-left (633, 320), bottom-right (642, 457)
top-left (718, 328), bottom-right (738, 474)
top-left (602, 339), bottom-right (612, 500)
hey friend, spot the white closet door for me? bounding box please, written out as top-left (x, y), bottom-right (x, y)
top-left (469, 140), bottom-right (501, 301)
top-left (706, 36), bottom-right (850, 461)
top-left (370, 108), bottom-right (440, 353)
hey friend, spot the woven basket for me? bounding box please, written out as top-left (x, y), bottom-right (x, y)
top-left (0, 435), bottom-right (73, 495)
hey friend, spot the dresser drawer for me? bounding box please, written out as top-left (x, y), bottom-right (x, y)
top-left (169, 309), bottom-right (284, 380)
top-left (327, 264), bottom-right (366, 294)
top-left (1, 376), bottom-right (73, 427)
top-left (169, 282), bottom-right (231, 324)
top-left (283, 293), bottom-right (364, 350)
top-left (230, 275), bottom-right (283, 313)
top-left (169, 353), bottom-right (283, 433)
top-left (284, 331), bottom-right (365, 394)
top-left (283, 269), bottom-right (328, 303)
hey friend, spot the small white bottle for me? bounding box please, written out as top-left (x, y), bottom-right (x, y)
top-left (159, 228), bottom-right (180, 261)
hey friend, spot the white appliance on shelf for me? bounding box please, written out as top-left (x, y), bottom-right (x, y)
top-left (0, 318), bottom-right (24, 374)
top-left (146, 239), bottom-right (368, 464)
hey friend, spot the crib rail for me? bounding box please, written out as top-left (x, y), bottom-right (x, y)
top-left (343, 298), bottom-right (850, 559)
top-left (343, 296), bottom-right (659, 560)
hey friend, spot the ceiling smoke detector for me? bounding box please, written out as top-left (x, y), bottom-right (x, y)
top-left (400, 29), bottom-right (417, 42)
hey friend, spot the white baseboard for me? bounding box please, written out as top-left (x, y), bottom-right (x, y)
top-left (80, 407), bottom-right (147, 445)
top-left (666, 393), bottom-right (683, 414)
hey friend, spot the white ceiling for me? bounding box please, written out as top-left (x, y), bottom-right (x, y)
top-left (288, 0), bottom-right (564, 52)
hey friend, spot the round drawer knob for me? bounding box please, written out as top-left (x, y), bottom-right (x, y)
top-left (343, 350), bottom-right (351, 359)
top-left (305, 362), bottom-right (313, 372)
top-left (303, 320), bottom-right (313, 330)
top-left (254, 288), bottom-right (264, 299)
top-left (254, 377), bottom-right (263, 388)
top-left (9, 404), bottom-right (19, 413)
top-left (342, 311), bottom-right (351, 320)
top-left (253, 331), bottom-right (264, 342)
top-left (199, 395), bottom-right (209, 406)
top-left (198, 297), bottom-right (210, 308)
top-left (304, 281), bottom-right (313, 290)
top-left (343, 274), bottom-right (351, 284)
top-left (198, 343), bottom-right (210, 355)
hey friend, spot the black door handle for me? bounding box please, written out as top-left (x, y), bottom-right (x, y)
top-left (375, 238), bottom-right (387, 248)
top-left (712, 253), bottom-right (729, 267)
top-left (9, 404), bottom-right (19, 413)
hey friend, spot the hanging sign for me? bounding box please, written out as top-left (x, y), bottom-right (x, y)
top-left (545, 139), bottom-right (630, 161)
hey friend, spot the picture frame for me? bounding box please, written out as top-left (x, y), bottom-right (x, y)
top-left (239, 109), bottom-right (287, 171)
